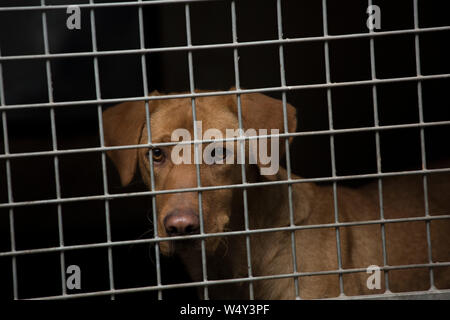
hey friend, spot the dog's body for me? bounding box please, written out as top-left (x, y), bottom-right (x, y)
top-left (103, 91), bottom-right (450, 299)
top-left (181, 170), bottom-right (450, 299)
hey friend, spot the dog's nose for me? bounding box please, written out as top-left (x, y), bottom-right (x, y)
top-left (164, 210), bottom-right (200, 236)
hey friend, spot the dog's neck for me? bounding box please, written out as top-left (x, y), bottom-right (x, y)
top-left (199, 167), bottom-right (318, 298)
top-left (245, 166), bottom-right (314, 229)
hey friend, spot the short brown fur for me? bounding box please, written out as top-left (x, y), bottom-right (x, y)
top-left (103, 91), bottom-right (450, 299)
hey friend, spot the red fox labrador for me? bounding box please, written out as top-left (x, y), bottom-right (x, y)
top-left (103, 91), bottom-right (450, 299)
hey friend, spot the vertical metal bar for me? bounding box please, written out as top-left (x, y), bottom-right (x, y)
top-left (137, 0), bottom-right (163, 300)
top-left (41, 0), bottom-right (67, 296)
top-left (89, 0), bottom-right (116, 300)
top-left (230, 0), bottom-right (254, 300)
top-left (0, 48), bottom-right (18, 300)
top-left (367, 0), bottom-right (390, 293)
top-left (413, 0), bottom-right (435, 289)
top-left (185, 3), bottom-right (209, 300)
top-left (276, 0), bottom-right (300, 300)
top-left (322, 0), bottom-right (345, 296)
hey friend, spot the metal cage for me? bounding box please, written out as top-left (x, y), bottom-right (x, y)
top-left (0, 0), bottom-right (449, 300)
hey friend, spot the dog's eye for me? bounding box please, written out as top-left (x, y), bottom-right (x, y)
top-left (210, 146), bottom-right (228, 163)
top-left (151, 148), bottom-right (164, 162)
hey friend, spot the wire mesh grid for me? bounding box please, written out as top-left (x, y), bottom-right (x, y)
top-left (0, 0), bottom-right (449, 300)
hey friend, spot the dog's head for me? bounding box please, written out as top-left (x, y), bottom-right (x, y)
top-left (102, 90), bottom-right (296, 255)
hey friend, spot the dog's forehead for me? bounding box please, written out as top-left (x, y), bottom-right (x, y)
top-left (148, 96), bottom-right (238, 141)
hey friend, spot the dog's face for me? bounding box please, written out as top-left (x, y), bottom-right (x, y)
top-left (103, 91), bottom-right (296, 255)
top-left (138, 95), bottom-right (244, 255)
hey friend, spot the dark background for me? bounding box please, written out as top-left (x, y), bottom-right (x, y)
top-left (0, 0), bottom-right (449, 299)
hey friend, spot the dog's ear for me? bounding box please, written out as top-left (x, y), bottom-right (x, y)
top-left (229, 89), bottom-right (297, 176)
top-left (103, 94), bottom-right (158, 186)
top-left (238, 92), bottom-right (297, 144)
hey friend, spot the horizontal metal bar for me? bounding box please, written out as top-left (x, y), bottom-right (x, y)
top-left (1, 26), bottom-right (449, 63)
top-left (1, 213), bottom-right (449, 258)
top-left (1, 74), bottom-right (449, 112)
top-left (27, 262), bottom-right (450, 300)
top-left (0, 0), bottom-right (223, 12)
top-left (1, 119), bottom-right (450, 160)
top-left (1, 167), bottom-right (449, 209)
top-left (328, 289), bottom-right (450, 300)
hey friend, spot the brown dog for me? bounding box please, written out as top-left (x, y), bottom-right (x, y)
top-left (103, 91), bottom-right (450, 299)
